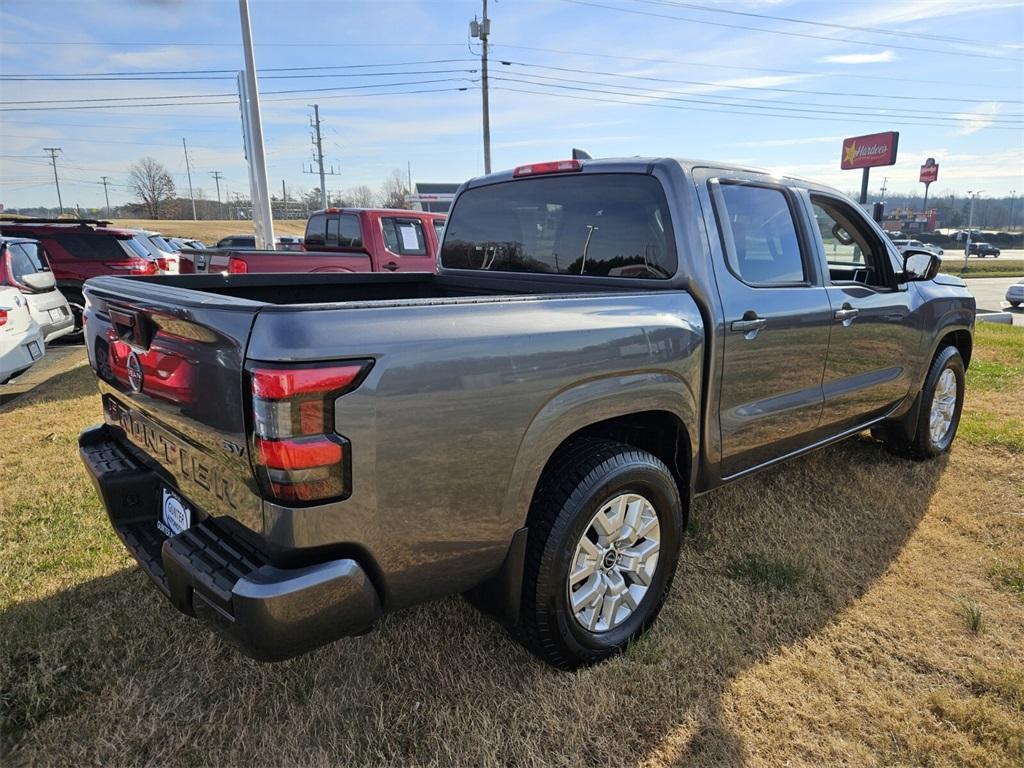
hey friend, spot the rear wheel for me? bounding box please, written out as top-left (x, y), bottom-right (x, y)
top-left (1011, 301), bottom-right (1021, 308)
top-left (875, 345), bottom-right (965, 460)
top-left (517, 439), bottom-right (683, 669)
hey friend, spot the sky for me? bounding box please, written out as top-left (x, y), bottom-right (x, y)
top-left (1, 0), bottom-right (1022, 211)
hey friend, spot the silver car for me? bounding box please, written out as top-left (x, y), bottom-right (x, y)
top-left (1006, 279), bottom-right (1024, 308)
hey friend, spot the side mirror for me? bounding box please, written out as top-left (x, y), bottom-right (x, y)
top-left (902, 249), bottom-right (940, 281)
top-left (21, 271), bottom-right (56, 291)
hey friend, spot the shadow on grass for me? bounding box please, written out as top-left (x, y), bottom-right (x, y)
top-left (1, 437), bottom-right (946, 766)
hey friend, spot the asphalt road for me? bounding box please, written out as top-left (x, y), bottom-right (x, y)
top-left (966, 276), bottom-right (1024, 326)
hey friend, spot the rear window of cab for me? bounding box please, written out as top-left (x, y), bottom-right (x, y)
top-left (440, 174), bottom-right (676, 279)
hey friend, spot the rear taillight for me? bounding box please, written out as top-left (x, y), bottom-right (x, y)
top-left (248, 360), bottom-right (371, 503)
top-left (133, 260), bottom-right (158, 275)
top-left (227, 256), bottom-right (248, 274)
top-left (0, 309), bottom-right (7, 327)
top-left (156, 257), bottom-right (170, 272)
top-left (512, 159), bottom-right (582, 177)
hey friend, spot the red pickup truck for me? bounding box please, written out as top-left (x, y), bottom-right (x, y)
top-left (179, 208), bottom-right (446, 275)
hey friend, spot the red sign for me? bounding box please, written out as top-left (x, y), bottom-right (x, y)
top-left (919, 157), bottom-right (939, 184)
top-left (840, 131), bottom-right (899, 170)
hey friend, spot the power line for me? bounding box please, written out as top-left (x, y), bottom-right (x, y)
top-left (499, 60), bottom-right (1024, 106)
top-left (635, 0), bottom-right (1014, 47)
top-left (492, 83), bottom-right (1022, 131)
top-left (561, 0), bottom-right (1024, 62)
top-left (0, 40), bottom-right (467, 48)
top-left (0, 67), bottom-right (477, 83)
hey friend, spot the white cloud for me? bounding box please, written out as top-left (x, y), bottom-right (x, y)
top-left (820, 51), bottom-right (897, 65)
top-left (952, 102), bottom-right (1003, 135)
top-left (106, 46), bottom-right (199, 70)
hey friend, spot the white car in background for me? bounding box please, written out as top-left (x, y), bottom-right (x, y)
top-left (0, 285), bottom-right (45, 384)
top-left (1, 236), bottom-right (74, 344)
top-left (892, 239), bottom-right (944, 257)
top-left (127, 229), bottom-right (180, 274)
top-left (1006, 279), bottom-right (1024, 308)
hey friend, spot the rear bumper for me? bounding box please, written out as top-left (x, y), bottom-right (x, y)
top-left (79, 424), bottom-right (383, 661)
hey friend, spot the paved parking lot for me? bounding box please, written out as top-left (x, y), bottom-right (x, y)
top-left (966, 276), bottom-right (1024, 325)
top-left (0, 343), bottom-right (86, 407)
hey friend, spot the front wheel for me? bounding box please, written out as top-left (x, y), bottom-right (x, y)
top-left (876, 346), bottom-right (965, 460)
top-left (517, 439), bottom-right (683, 669)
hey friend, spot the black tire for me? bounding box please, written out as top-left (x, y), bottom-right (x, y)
top-left (63, 291), bottom-right (85, 342)
top-left (517, 439), bottom-right (683, 669)
top-left (876, 345), bottom-right (965, 460)
top-left (1011, 301), bottom-right (1021, 308)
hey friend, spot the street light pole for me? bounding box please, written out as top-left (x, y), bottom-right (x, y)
top-left (1009, 190), bottom-right (1017, 232)
top-left (237, 0), bottom-right (275, 249)
top-left (963, 190), bottom-right (981, 269)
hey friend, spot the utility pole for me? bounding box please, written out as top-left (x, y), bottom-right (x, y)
top-left (963, 190), bottom-right (981, 269)
top-left (407, 160), bottom-right (412, 191)
top-left (182, 137), bottom-right (197, 220)
top-left (880, 177), bottom-right (888, 202)
top-left (303, 104), bottom-right (339, 209)
top-left (100, 176), bottom-right (112, 216)
top-left (238, 0), bottom-right (275, 248)
top-left (1009, 190), bottom-right (1016, 231)
top-left (43, 147), bottom-right (63, 214)
top-left (210, 171), bottom-right (223, 217)
top-left (470, 1), bottom-right (492, 173)
top-left (281, 179), bottom-right (287, 218)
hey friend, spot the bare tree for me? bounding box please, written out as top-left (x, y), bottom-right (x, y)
top-left (128, 157), bottom-right (176, 219)
top-left (346, 185), bottom-right (376, 208)
top-left (378, 169), bottom-right (411, 209)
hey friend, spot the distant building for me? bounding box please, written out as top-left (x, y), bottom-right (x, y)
top-left (881, 207), bottom-right (939, 234)
top-left (406, 182), bottom-right (459, 214)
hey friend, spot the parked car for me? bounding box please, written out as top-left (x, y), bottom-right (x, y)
top-left (81, 157), bottom-right (974, 669)
top-left (125, 229), bottom-right (179, 274)
top-left (0, 285), bottom-right (44, 384)
top-left (276, 235), bottom-right (304, 252)
top-left (1006, 279), bottom-right (1024, 308)
top-left (167, 237), bottom-right (206, 251)
top-left (0, 236), bottom-right (74, 344)
top-left (892, 239), bottom-right (943, 257)
top-left (180, 210), bottom-right (446, 274)
top-left (0, 217), bottom-right (159, 333)
top-left (968, 242), bottom-right (1000, 258)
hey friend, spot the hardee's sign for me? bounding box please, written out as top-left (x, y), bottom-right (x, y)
top-left (840, 131), bottom-right (899, 170)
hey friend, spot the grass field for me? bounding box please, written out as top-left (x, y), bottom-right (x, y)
top-left (110, 219), bottom-right (307, 245)
top-left (948, 258), bottom-right (1024, 280)
top-left (1, 325), bottom-right (1022, 766)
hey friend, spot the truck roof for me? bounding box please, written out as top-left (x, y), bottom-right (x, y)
top-left (309, 207), bottom-right (446, 218)
top-left (462, 156), bottom-right (845, 198)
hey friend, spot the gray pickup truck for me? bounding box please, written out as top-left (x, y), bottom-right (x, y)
top-left (80, 157), bottom-right (974, 669)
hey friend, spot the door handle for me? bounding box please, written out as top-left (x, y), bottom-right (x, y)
top-left (730, 312), bottom-right (767, 339)
top-left (834, 306), bottom-right (859, 323)
top-left (383, 262), bottom-right (399, 271)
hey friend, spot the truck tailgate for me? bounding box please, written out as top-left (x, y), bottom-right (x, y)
top-left (83, 277), bottom-right (265, 535)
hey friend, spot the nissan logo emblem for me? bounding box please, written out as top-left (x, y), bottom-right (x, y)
top-left (127, 351), bottom-right (144, 393)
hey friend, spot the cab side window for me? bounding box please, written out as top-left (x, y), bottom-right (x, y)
top-left (305, 214), bottom-right (327, 247)
top-left (812, 196), bottom-right (893, 289)
top-left (716, 183), bottom-right (806, 285)
top-left (382, 218), bottom-right (426, 256)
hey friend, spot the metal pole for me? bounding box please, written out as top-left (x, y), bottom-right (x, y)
top-left (182, 137), bottom-right (197, 220)
top-left (1009, 190), bottom-right (1016, 231)
top-left (922, 181), bottom-right (930, 214)
top-left (210, 171), bottom-right (223, 216)
top-left (238, 0), bottom-right (275, 249)
top-left (100, 176), bottom-right (111, 216)
top-left (481, 0), bottom-right (491, 173)
top-left (963, 191), bottom-right (977, 268)
top-left (44, 147), bottom-right (63, 214)
top-left (312, 104), bottom-right (327, 209)
top-left (859, 167), bottom-right (869, 205)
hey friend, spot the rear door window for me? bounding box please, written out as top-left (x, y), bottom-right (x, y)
top-left (50, 233), bottom-right (133, 260)
top-left (382, 217), bottom-right (427, 256)
top-left (441, 174), bottom-right (676, 278)
top-left (305, 214), bottom-right (327, 246)
top-left (432, 219), bottom-right (445, 243)
top-left (714, 183), bottom-right (806, 285)
top-left (7, 243), bottom-right (49, 281)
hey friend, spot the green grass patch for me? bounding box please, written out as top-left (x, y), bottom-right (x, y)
top-left (726, 554), bottom-right (811, 593)
top-left (989, 560), bottom-right (1024, 600)
top-left (967, 361), bottom-right (1024, 392)
top-left (959, 412), bottom-right (1024, 453)
top-left (947, 258), bottom-right (1024, 279)
top-left (957, 597), bottom-right (985, 634)
top-left (973, 323), bottom-right (1024, 366)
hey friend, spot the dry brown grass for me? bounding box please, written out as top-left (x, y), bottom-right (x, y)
top-left (109, 219), bottom-right (307, 245)
top-left (1, 329), bottom-right (1022, 767)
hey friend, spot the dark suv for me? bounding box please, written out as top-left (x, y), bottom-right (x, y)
top-left (0, 217), bottom-right (158, 332)
top-left (968, 242), bottom-right (1000, 258)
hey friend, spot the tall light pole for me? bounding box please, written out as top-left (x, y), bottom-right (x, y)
top-left (182, 137), bottom-right (197, 220)
top-left (1009, 189), bottom-right (1017, 232)
top-left (237, 0), bottom-right (274, 249)
top-left (470, 0), bottom-right (492, 173)
top-left (43, 147), bottom-right (63, 214)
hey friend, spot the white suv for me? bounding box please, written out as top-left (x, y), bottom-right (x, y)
top-left (1, 237), bottom-right (74, 344)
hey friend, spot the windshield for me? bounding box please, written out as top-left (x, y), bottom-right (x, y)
top-left (148, 234), bottom-right (174, 253)
top-left (441, 173), bottom-right (677, 279)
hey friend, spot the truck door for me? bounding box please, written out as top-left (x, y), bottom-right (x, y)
top-left (703, 176), bottom-right (833, 478)
top-left (378, 215), bottom-right (435, 272)
top-left (804, 192), bottom-right (917, 431)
